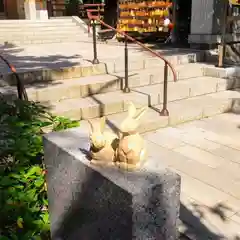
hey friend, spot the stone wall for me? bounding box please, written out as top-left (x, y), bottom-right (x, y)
top-left (225, 7), bottom-right (240, 64)
top-left (189, 0), bottom-right (224, 45)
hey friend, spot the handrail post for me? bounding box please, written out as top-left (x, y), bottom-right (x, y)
top-left (123, 35), bottom-right (130, 93)
top-left (92, 20), bottom-right (99, 64)
top-left (160, 62), bottom-right (169, 116)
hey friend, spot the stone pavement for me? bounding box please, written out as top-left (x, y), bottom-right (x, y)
top-left (0, 41), bottom-right (139, 73)
top-left (143, 113), bottom-right (240, 239)
top-left (0, 40), bottom-right (200, 73)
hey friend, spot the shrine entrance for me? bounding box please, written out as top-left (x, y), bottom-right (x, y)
top-left (0, 0), bottom-right (4, 12)
top-left (103, 0), bottom-right (118, 28)
top-left (173, 0), bottom-right (192, 45)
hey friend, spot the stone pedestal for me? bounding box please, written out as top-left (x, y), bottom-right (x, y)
top-left (43, 128), bottom-right (181, 240)
top-left (24, 0), bottom-right (37, 20)
top-left (188, 0), bottom-right (224, 46)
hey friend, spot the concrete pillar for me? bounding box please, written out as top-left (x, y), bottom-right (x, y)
top-left (188, 0), bottom-right (224, 47)
top-left (24, 0), bottom-right (37, 20)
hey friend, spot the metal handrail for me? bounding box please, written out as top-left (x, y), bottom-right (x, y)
top-left (83, 3), bottom-right (105, 7)
top-left (0, 55), bottom-right (28, 100)
top-left (87, 12), bottom-right (177, 80)
top-left (83, 3), bottom-right (105, 34)
top-left (87, 10), bottom-right (177, 116)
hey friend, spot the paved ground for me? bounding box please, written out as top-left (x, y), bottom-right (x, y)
top-left (0, 40), bottom-right (200, 73)
top-left (144, 113), bottom-right (240, 239)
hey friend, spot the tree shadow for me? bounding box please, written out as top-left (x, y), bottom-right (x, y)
top-left (0, 41), bottom-right (161, 127)
top-left (0, 44), bottom-right (83, 102)
top-left (180, 200), bottom-right (240, 239)
top-left (0, 44), bottom-right (83, 74)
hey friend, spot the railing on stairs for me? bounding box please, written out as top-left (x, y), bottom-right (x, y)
top-left (46, 1), bottom-right (105, 22)
top-left (86, 10), bottom-right (177, 116)
top-left (0, 55), bottom-right (28, 100)
top-left (83, 3), bottom-right (105, 34)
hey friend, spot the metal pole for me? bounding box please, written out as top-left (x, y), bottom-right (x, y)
top-left (92, 20), bottom-right (99, 64)
top-left (171, 0), bottom-right (177, 44)
top-left (218, 0), bottom-right (228, 68)
top-left (160, 62), bottom-right (169, 116)
top-left (123, 35), bottom-right (130, 93)
top-left (46, 0), bottom-right (53, 18)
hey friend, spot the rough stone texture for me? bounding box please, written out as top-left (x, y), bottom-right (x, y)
top-left (0, 18), bottom-right (89, 45)
top-left (43, 129), bottom-right (181, 240)
top-left (144, 113), bottom-right (240, 239)
top-left (189, 0), bottom-right (224, 45)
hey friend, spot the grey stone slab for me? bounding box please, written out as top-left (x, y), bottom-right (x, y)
top-left (43, 128), bottom-right (181, 240)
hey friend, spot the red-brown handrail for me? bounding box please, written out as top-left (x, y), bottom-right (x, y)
top-left (87, 11), bottom-right (177, 82)
top-left (0, 55), bottom-right (28, 100)
top-left (83, 4), bottom-right (105, 34)
top-left (86, 10), bottom-right (177, 116)
top-left (83, 3), bottom-right (105, 7)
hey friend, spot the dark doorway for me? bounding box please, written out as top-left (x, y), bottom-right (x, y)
top-left (65, 0), bottom-right (79, 16)
top-left (0, 0), bottom-right (4, 12)
top-left (174, 0), bottom-right (192, 45)
top-left (104, 0), bottom-right (118, 28)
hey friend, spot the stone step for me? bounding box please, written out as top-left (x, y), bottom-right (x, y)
top-left (0, 74), bottom-right (121, 101)
top-left (0, 25), bottom-right (78, 32)
top-left (0, 64), bottom-right (208, 100)
top-left (0, 59), bottom-right (205, 85)
top-left (41, 79), bottom-right (238, 121)
top-left (0, 19), bottom-right (74, 24)
top-left (111, 63), bottom-right (206, 82)
top-left (111, 54), bottom-right (203, 73)
top-left (0, 22), bottom-right (76, 28)
top-left (0, 13), bottom-right (5, 20)
top-left (0, 33), bottom-right (83, 41)
top-left (0, 63), bottom-right (107, 84)
top-left (26, 75), bottom-right (232, 104)
top-left (134, 76), bottom-right (234, 104)
top-left (92, 90), bottom-right (240, 134)
top-left (0, 25), bottom-right (79, 32)
top-left (0, 27), bottom-right (81, 35)
top-left (0, 37), bottom-right (84, 45)
top-left (50, 90), bottom-right (146, 120)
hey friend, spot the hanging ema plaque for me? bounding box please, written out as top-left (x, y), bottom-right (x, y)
top-left (229, 0), bottom-right (240, 5)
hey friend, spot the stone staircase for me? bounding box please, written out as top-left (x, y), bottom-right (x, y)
top-left (1, 44), bottom-right (240, 240)
top-left (0, 12), bottom-right (5, 20)
top-left (0, 18), bottom-right (88, 45)
top-left (1, 51), bottom-right (240, 134)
